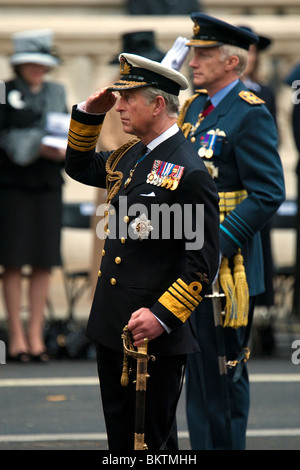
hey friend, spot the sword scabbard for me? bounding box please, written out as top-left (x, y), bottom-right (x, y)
top-left (121, 326), bottom-right (155, 450)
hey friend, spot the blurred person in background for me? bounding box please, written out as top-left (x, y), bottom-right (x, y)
top-left (0, 29), bottom-right (68, 362)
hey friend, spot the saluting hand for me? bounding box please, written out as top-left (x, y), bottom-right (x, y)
top-left (85, 87), bottom-right (118, 114)
top-left (128, 307), bottom-right (165, 347)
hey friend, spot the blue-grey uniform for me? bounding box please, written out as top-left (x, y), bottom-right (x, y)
top-left (179, 13), bottom-right (286, 450)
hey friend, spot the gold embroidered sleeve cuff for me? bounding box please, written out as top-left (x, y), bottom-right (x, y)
top-left (67, 105), bottom-right (104, 152)
top-left (157, 277), bottom-right (203, 326)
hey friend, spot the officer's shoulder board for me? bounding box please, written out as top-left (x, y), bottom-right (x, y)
top-left (239, 90), bottom-right (265, 105)
top-left (195, 89), bottom-right (208, 95)
top-left (178, 90), bottom-right (207, 127)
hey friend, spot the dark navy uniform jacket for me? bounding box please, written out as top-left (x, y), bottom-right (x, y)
top-left (178, 79), bottom-right (285, 297)
top-left (65, 106), bottom-right (220, 355)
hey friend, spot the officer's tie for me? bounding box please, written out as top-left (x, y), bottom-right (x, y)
top-left (201, 98), bottom-right (214, 118)
top-left (187, 99), bottom-right (215, 139)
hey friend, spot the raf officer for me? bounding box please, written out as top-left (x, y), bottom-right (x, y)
top-left (175, 13), bottom-right (285, 449)
top-left (65, 53), bottom-right (220, 450)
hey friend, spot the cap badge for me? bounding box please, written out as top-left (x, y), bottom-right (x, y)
top-left (193, 21), bottom-right (201, 36)
top-left (120, 56), bottom-right (131, 75)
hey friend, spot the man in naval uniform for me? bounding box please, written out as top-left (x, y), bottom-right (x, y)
top-left (65, 53), bottom-right (220, 450)
top-left (174, 13), bottom-right (285, 449)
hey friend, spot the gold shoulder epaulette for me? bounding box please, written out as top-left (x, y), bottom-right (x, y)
top-left (177, 92), bottom-right (202, 128)
top-left (239, 90), bottom-right (265, 105)
top-left (195, 89), bottom-right (208, 94)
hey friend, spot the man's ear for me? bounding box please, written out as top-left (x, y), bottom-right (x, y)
top-left (225, 55), bottom-right (239, 71)
top-left (153, 95), bottom-right (166, 116)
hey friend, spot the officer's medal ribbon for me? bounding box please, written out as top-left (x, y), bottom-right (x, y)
top-left (146, 160), bottom-right (184, 190)
top-left (198, 128), bottom-right (226, 159)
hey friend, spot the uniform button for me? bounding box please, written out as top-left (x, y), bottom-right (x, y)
top-left (115, 257), bottom-right (121, 264)
top-left (120, 237), bottom-right (126, 244)
top-left (123, 215), bottom-right (129, 223)
top-left (110, 278), bottom-right (117, 286)
top-left (190, 136), bottom-right (196, 143)
top-left (102, 249), bottom-right (106, 256)
top-left (98, 270), bottom-right (101, 277)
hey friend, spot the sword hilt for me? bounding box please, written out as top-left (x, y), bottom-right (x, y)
top-left (120, 326), bottom-right (155, 387)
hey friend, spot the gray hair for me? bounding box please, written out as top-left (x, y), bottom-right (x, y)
top-left (140, 86), bottom-right (180, 118)
top-left (219, 44), bottom-right (249, 76)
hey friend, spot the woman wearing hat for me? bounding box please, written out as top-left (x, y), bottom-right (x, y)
top-left (0, 29), bottom-right (68, 362)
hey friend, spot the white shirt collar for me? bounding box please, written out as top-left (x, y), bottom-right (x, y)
top-left (147, 123), bottom-right (179, 152)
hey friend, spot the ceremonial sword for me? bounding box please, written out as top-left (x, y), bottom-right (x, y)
top-left (205, 280), bottom-right (233, 449)
top-left (121, 325), bottom-right (155, 450)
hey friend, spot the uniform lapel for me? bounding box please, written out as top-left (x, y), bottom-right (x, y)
top-left (121, 130), bottom-right (185, 196)
top-left (195, 80), bottom-right (244, 135)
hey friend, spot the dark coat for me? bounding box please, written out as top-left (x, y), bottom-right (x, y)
top-left (65, 105), bottom-right (220, 355)
top-left (0, 78), bottom-right (67, 190)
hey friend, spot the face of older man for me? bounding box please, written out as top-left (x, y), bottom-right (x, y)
top-left (115, 88), bottom-right (157, 142)
top-left (189, 46), bottom-right (238, 96)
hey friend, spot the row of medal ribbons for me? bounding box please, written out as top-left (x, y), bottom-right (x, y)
top-left (146, 160), bottom-right (185, 191)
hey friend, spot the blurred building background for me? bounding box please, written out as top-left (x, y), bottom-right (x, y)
top-left (0, 0), bottom-right (299, 352)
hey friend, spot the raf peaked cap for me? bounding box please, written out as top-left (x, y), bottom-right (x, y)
top-left (187, 13), bottom-right (258, 50)
top-left (107, 53), bottom-right (188, 96)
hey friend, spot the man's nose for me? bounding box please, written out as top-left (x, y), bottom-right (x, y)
top-left (115, 97), bottom-right (123, 111)
top-left (189, 56), bottom-right (197, 68)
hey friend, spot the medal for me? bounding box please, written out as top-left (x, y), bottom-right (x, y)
top-left (205, 148), bottom-right (214, 159)
top-left (171, 179), bottom-right (179, 190)
top-left (198, 129), bottom-right (226, 160)
top-left (198, 147), bottom-right (207, 157)
top-left (146, 160), bottom-right (184, 190)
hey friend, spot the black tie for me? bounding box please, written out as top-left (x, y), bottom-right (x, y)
top-left (204, 99), bottom-right (212, 110)
top-left (139, 145), bottom-right (148, 157)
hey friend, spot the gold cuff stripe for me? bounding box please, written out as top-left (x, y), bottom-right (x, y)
top-left (68, 119), bottom-right (103, 152)
top-left (68, 134), bottom-right (98, 148)
top-left (169, 286), bottom-right (197, 311)
top-left (69, 118), bottom-right (102, 137)
top-left (177, 278), bottom-right (203, 302)
top-left (68, 135), bottom-right (99, 152)
top-left (69, 129), bottom-right (98, 142)
top-left (158, 291), bottom-right (192, 323)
